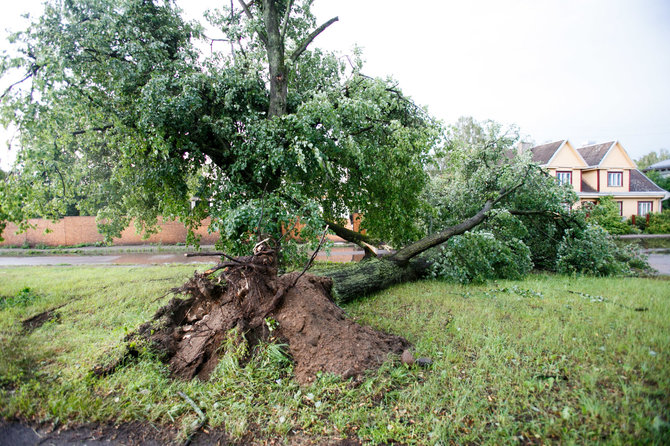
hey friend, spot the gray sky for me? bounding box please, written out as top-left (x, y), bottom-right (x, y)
top-left (2, 0), bottom-right (669, 170)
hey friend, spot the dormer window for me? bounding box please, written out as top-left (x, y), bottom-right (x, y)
top-left (607, 171), bottom-right (623, 187)
top-left (556, 171), bottom-right (572, 186)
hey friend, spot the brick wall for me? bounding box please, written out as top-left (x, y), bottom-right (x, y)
top-left (0, 216), bottom-right (219, 247)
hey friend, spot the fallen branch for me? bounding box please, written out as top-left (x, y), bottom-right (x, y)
top-left (184, 252), bottom-right (226, 257)
top-left (292, 225), bottom-right (329, 288)
top-left (567, 290), bottom-right (648, 312)
top-left (177, 391), bottom-right (207, 446)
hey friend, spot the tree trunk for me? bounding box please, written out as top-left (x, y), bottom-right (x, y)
top-left (323, 257), bottom-right (430, 304)
top-left (262, 0), bottom-right (288, 118)
top-left (321, 196), bottom-right (509, 303)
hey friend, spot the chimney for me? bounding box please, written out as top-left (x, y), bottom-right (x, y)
top-left (516, 141), bottom-right (532, 155)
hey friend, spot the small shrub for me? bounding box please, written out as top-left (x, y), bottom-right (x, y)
top-left (644, 210), bottom-right (670, 234)
top-left (556, 224), bottom-right (648, 276)
top-left (0, 287), bottom-right (40, 310)
top-left (627, 215), bottom-right (648, 232)
top-left (429, 231), bottom-right (533, 284)
top-left (586, 196), bottom-right (636, 235)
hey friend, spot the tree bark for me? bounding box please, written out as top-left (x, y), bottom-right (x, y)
top-left (262, 0), bottom-right (288, 118)
top-left (323, 257), bottom-right (430, 304)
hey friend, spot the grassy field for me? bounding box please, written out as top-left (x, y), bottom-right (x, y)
top-left (1, 265), bottom-right (669, 444)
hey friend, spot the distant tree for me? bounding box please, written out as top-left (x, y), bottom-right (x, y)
top-left (642, 170), bottom-right (670, 211)
top-left (636, 149), bottom-right (670, 170)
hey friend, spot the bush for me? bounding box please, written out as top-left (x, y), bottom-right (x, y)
top-left (586, 196), bottom-right (636, 235)
top-left (429, 231), bottom-right (533, 284)
top-left (556, 224), bottom-right (648, 276)
top-left (644, 210), bottom-right (670, 234)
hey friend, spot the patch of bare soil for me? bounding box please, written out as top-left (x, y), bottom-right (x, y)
top-left (0, 420), bottom-right (179, 446)
top-left (100, 243), bottom-right (409, 385)
top-left (21, 306), bottom-right (62, 332)
top-left (0, 420), bottom-right (361, 445)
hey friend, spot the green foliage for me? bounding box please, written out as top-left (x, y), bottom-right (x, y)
top-left (0, 0), bottom-right (440, 251)
top-left (429, 230), bottom-right (533, 284)
top-left (428, 210), bottom-right (533, 284)
top-left (645, 170), bottom-right (670, 210)
top-left (0, 286), bottom-right (40, 309)
top-left (556, 224), bottom-right (648, 276)
top-left (426, 117), bottom-right (589, 275)
top-left (427, 117), bottom-right (528, 227)
top-left (636, 149), bottom-right (670, 170)
top-left (644, 209), bottom-right (670, 234)
top-left (585, 196), bottom-right (636, 235)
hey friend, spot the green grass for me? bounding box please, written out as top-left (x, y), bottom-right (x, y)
top-left (1, 265), bottom-right (669, 444)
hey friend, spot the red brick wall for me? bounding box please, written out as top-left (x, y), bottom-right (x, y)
top-left (0, 217), bottom-right (219, 247)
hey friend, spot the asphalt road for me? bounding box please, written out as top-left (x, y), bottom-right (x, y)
top-left (0, 249), bottom-right (668, 275)
top-left (0, 247), bottom-right (380, 266)
top-left (647, 254), bottom-right (670, 275)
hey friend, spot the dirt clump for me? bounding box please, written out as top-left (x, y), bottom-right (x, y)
top-left (121, 243), bottom-right (409, 385)
top-left (22, 306), bottom-right (62, 332)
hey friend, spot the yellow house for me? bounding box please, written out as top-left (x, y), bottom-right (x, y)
top-left (529, 140), bottom-right (669, 218)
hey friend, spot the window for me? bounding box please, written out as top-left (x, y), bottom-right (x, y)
top-left (638, 201), bottom-right (653, 216)
top-left (556, 171), bottom-right (572, 186)
top-left (616, 201), bottom-right (623, 216)
top-left (608, 171), bottom-right (623, 187)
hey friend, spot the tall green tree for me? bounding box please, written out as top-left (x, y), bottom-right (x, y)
top-left (0, 0), bottom-right (439, 252)
top-left (1, 2), bottom-right (640, 304)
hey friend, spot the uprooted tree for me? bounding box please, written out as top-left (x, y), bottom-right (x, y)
top-left (0, 0), bottom-right (636, 383)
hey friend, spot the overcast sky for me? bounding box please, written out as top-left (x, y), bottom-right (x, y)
top-left (2, 0), bottom-right (669, 170)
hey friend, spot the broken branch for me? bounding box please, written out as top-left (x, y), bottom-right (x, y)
top-left (292, 224), bottom-right (329, 288)
top-left (290, 16), bottom-right (339, 62)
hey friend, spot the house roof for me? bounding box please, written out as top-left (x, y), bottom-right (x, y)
top-left (643, 159), bottom-right (670, 171)
top-left (629, 169), bottom-right (667, 193)
top-left (577, 141), bottom-right (616, 166)
top-left (530, 140), bottom-right (564, 164)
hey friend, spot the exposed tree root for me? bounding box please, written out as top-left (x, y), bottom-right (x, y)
top-left (95, 243), bottom-right (409, 385)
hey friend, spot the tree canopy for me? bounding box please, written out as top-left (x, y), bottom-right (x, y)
top-left (1, 0), bottom-right (440, 251)
top-left (636, 149), bottom-right (670, 170)
top-left (0, 0), bottom-right (649, 284)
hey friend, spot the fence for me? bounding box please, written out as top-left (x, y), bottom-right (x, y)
top-left (0, 216), bottom-right (219, 247)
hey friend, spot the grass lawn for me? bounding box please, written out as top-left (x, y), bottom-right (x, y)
top-left (1, 265), bottom-right (669, 444)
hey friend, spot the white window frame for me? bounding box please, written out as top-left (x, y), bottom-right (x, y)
top-left (638, 201), bottom-right (653, 217)
top-left (556, 171), bottom-right (572, 186)
top-left (607, 171), bottom-right (623, 187)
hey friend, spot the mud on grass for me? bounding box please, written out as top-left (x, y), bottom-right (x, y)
top-left (1, 266), bottom-right (670, 444)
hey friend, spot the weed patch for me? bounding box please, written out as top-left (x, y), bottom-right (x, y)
top-left (0, 287), bottom-right (41, 310)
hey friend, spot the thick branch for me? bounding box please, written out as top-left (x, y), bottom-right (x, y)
top-left (280, 0), bottom-right (294, 43)
top-left (238, 0), bottom-right (268, 45)
top-left (325, 219), bottom-right (381, 258)
top-left (391, 172), bottom-right (530, 264)
top-left (263, 0), bottom-right (287, 117)
top-left (391, 199), bottom-right (496, 264)
top-left (71, 125), bottom-right (114, 136)
top-left (1, 65), bottom-right (39, 99)
top-left (290, 16), bottom-right (339, 62)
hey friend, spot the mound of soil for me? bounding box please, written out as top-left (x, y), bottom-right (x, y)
top-left (124, 244), bottom-right (409, 385)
